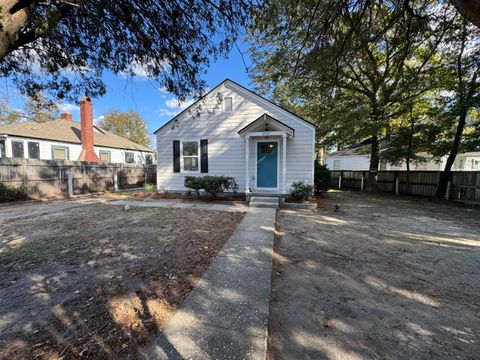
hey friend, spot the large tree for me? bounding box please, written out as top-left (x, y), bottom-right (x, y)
top-left (249, 0), bottom-right (450, 191)
top-left (97, 109), bottom-right (151, 147)
top-left (433, 17), bottom-right (480, 197)
top-left (0, 0), bottom-right (249, 101)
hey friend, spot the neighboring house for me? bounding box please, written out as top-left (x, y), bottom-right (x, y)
top-left (0, 97), bottom-right (153, 164)
top-left (326, 142), bottom-right (480, 171)
top-left (154, 79), bottom-right (316, 194)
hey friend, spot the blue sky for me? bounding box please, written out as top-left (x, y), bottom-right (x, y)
top-left (1, 42), bottom-right (253, 138)
top-left (56, 43), bottom-right (252, 135)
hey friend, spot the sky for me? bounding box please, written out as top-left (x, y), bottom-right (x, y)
top-left (13, 43), bottom-right (253, 137)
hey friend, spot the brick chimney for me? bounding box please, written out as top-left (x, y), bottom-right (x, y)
top-left (77, 96), bottom-right (100, 162)
top-left (60, 112), bottom-right (73, 120)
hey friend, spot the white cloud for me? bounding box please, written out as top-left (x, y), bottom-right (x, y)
top-left (158, 86), bottom-right (169, 94)
top-left (155, 97), bottom-right (194, 119)
top-left (165, 97), bottom-right (194, 111)
top-left (156, 108), bottom-right (177, 117)
top-left (57, 103), bottom-right (79, 113)
top-left (94, 114), bottom-right (105, 125)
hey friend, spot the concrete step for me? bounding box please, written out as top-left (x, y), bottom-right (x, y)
top-left (249, 196), bottom-right (279, 209)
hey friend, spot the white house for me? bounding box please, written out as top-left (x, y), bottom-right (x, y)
top-left (0, 97), bottom-right (153, 164)
top-left (326, 143), bottom-right (480, 171)
top-left (154, 79), bottom-right (316, 194)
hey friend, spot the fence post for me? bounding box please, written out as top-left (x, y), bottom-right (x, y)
top-left (361, 172), bottom-right (365, 191)
top-left (445, 180), bottom-right (452, 200)
top-left (338, 171), bottom-right (342, 189)
top-left (113, 167), bottom-right (119, 191)
top-left (21, 158), bottom-right (29, 196)
top-left (395, 173), bottom-right (400, 195)
top-left (67, 169), bottom-right (74, 197)
top-left (81, 163), bottom-right (87, 193)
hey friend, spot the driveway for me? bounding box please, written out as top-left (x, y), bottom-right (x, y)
top-left (269, 191), bottom-right (480, 359)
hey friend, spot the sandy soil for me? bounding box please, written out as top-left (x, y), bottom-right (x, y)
top-left (0, 199), bottom-right (244, 359)
top-left (268, 191), bottom-right (480, 360)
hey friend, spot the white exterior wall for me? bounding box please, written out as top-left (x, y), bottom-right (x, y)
top-left (2, 136), bottom-right (152, 164)
top-left (156, 81), bottom-right (315, 193)
top-left (326, 152), bottom-right (480, 171)
top-left (326, 155), bottom-right (370, 171)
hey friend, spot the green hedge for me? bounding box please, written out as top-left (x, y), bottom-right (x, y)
top-left (0, 183), bottom-right (28, 203)
top-left (184, 176), bottom-right (238, 197)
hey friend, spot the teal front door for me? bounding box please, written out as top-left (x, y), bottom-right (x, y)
top-left (257, 141), bottom-right (278, 188)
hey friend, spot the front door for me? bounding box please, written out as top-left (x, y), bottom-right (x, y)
top-left (257, 141), bottom-right (278, 188)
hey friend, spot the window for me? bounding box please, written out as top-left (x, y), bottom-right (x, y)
top-left (0, 140), bottom-right (5, 158)
top-left (182, 140), bottom-right (199, 172)
top-left (125, 152), bottom-right (135, 163)
top-left (145, 153), bottom-right (153, 165)
top-left (224, 96), bottom-right (232, 112)
top-left (51, 145), bottom-right (69, 160)
top-left (99, 150), bottom-right (111, 162)
top-left (12, 141), bottom-right (24, 158)
top-left (28, 141), bottom-right (40, 159)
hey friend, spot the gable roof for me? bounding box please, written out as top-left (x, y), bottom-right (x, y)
top-left (0, 119), bottom-right (153, 152)
top-left (238, 113), bottom-right (295, 137)
top-left (153, 79), bottom-right (316, 134)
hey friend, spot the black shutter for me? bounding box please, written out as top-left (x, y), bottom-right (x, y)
top-left (173, 140), bottom-right (180, 173)
top-left (200, 139), bottom-right (208, 173)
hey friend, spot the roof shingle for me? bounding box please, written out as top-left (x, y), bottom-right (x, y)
top-left (0, 119), bottom-right (153, 152)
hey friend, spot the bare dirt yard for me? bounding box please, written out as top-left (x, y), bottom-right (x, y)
top-left (0, 198), bottom-right (244, 359)
top-left (269, 190), bottom-right (480, 360)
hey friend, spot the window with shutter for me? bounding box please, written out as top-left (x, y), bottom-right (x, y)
top-left (200, 139), bottom-right (208, 173)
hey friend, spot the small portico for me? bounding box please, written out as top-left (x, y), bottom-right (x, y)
top-left (238, 113), bottom-right (294, 194)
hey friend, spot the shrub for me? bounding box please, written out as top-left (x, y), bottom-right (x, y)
top-left (144, 183), bottom-right (154, 193)
top-left (290, 181), bottom-right (313, 200)
top-left (315, 161), bottom-right (331, 194)
top-left (202, 176), bottom-right (231, 197)
top-left (184, 176), bottom-right (203, 196)
top-left (0, 182), bottom-right (28, 203)
top-left (184, 176), bottom-right (237, 197)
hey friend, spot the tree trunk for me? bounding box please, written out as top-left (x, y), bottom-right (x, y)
top-left (366, 135), bottom-right (380, 192)
top-left (451, 0), bottom-right (480, 29)
top-left (406, 106), bottom-right (414, 194)
top-left (436, 111), bottom-right (467, 198)
top-left (0, 0), bottom-right (38, 61)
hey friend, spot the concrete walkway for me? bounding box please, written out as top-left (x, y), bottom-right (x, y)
top-left (107, 199), bottom-right (276, 359)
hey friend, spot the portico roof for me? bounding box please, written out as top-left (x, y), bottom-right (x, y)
top-left (238, 113), bottom-right (295, 137)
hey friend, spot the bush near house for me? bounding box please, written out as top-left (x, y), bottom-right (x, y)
top-left (184, 176), bottom-right (238, 197)
top-left (315, 161), bottom-right (331, 194)
top-left (290, 181), bottom-right (314, 200)
top-left (0, 182), bottom-right (27, 203)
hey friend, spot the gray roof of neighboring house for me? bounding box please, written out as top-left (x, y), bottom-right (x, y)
top-left (0, 119), bottom-right (153, 152)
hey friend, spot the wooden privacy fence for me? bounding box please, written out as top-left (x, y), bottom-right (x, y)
top-left (331, 170), bottom-right (480, 202)
top-left (0, 158), bottom-right (156, 198)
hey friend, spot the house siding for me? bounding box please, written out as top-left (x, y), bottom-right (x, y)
top-left (3, 136), bottom-right (152, 164)
top-left (156, 81), bottom-right (315, 193)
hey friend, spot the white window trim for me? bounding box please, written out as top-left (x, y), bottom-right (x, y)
top-left (224, 96), bottom-right (233, 113)
top-left (11, 139), bottom-right (25, 158)
top-left (99, 149), bottom-right (111, 162)
top-left (254, 138), bottom-right (280, 191)
top-left (125, 151), bottom-right (135, 164)
top-left (27, 141), bottom-right (40, 159)
top-left (180, 139), bottom-right (200, 174)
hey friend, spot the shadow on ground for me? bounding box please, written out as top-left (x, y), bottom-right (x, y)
top-left (0, 199), bottom-right (244, 359)
top-left (268, 190), bottom-right (480, 360)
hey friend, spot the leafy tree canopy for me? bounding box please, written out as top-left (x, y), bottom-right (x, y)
top-left (0, 92), bottom-right (57, 124)
top-left (0, 0), bottom-right (249, 102)
top-left (97, 109), bottom-right (151, 147)
top-left (97, 109), bottom-right (151, 146)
